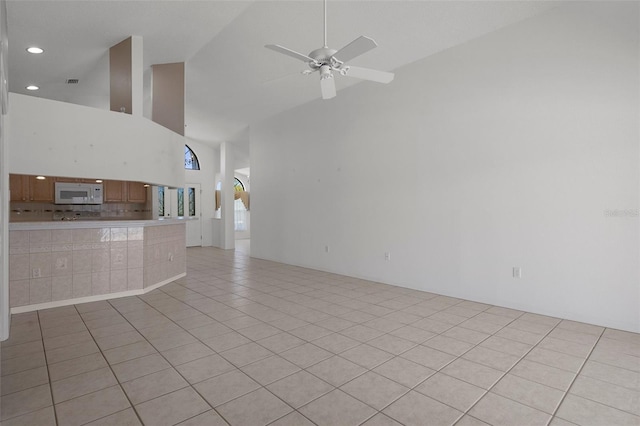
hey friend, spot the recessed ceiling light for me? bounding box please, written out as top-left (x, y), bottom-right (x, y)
top-left (26, 47), bottom-right (43, 54)
top-left (95, 179), bottom-right (103, 183)
top-left (26, 85), bottom-right (39, 91)
top-left (36, 176), bottom-right (46, 180)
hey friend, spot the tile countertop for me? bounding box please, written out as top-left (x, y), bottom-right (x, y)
top-left (8, 217), bottom-right (191, 230)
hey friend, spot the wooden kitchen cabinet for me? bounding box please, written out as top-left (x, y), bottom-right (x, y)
top-left (104, 180), bottom-right (126, 202)
top-left (127, 181), bottom-right (147, 203)
top-left (9, 174), bottom-right (28, 201)
top-left (9, 174), bottom-right (54, 202)
top-left (29, 176), bottom-right (54, 202)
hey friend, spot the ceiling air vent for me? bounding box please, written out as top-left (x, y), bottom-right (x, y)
top-left (65, 79), bottom-right (79, 84)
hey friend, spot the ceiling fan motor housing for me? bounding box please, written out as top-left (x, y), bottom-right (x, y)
top-left (308, 47), bottom-right (339, 70)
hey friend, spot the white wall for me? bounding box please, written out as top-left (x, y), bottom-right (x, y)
top-left (1, 0), bottom-right (9, 341)
top-left (7, 93), bottom-right (184, 188)
top-left (185, 139), bottom-right (218, 246)
top-left (251, 2), bottom-right (640, 332)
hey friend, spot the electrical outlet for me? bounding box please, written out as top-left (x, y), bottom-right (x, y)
top-left (384, 252), bottom-right (391, 261)
top-left (513, 267), bottom-right (522, 278)
top-left (55, 258), bottom-right (67, 270)
top-left (325, 245), bottom-right (330, 253)
top-left (32, 268), bottom-right (41, 278)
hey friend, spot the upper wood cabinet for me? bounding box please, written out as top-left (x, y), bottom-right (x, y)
top-left (104, 180), bottom-right (126, 202)
top-left (10, 174), bottom-right (54, 202)
top-left (127, 182), bottom-right (147, 203)
top-left (9, 174), bottom-right (28, 201)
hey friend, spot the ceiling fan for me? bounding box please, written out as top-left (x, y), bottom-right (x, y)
top-left (265, 0), bottom-right (394, 100)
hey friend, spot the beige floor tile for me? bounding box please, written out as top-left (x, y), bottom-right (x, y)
top-left (237, 323), bottom-right (281, 340)
top-left (201, 331), bottom-right (251, 352)
top-left (388, 325), bottom-right (436, 343)
top-left (161, 342), bottom-right (215, 366)
top-left (569, 375), bottom-right (640, 416)
top-left (94, 330), bottom-right (145, 351)
top-left (217, 388), bottom-right (292, 426)
top-left (442, 326), bottom-right (490, 345)
top-left (311, 333), bottom-right (360, 354)
top-left (415, 372), bottom-right (485, 411)
top-left (122, 368), bottom-right (189, 404)
top-left (580, 360), bottom-right (640, 391)
top-left (288, 324), bottom-right (333, 341)
top-left (462, 346), bottom-right (520, 372)
top-left (48, 352), bottom-right (108, 382)
top-left (194, 369), bottom-right (260, 407)
top-left (383, 390), bottom-right (462, 426)
top-left (1, 366), bottom-right (49, 396)
top-left (307, 355), bottom-right (367, 387)
top-left (147, 332), bottom-right (199, 352)
top-left (0, 384), bottom-right (52, 421)
top-left (556, 320), bottom-right (604, 336)
top-left (222, 315), bottom-right (264, 330)
top-left (103, 341), bottom-right (157, 365)
top-left (175, 409), bottom-right (229, 426)
top-left (267, 370), bottom-right (334, 408)
top-left (536, 336), bottom-right (593, 358)
top-left (589, 345), bottom-right (640, 372)
top-left (441, 358), bottom-right (504, 389)
top-left (219, 342), bottom-right (274, 367)
top-left (339, 325), bottom-right (386, 342)
top-left (548, 328), bottom-right (600, 346)
top-left (43, 330), bottom-right (93, 351)
top-left (400, 344), bottom-right (456, 370)
top-left (457, 318), bottom-right (503, 334)
top-left (1, 351), bottom-right (46, 376)
top-left (478, 335), bottom-right (533, 357)
top-left (423, 335), bottom-right (474, 356)
top-left (188, 322), bottom-right (233, 340)
top-left (55, 385), bottom-right (130, 426)
top-left (1, 340), bottom-right (43, 360)
top-left (494, 326), bottom-right (545, 345)
top-left (269, 411), bottom-right (315, 426)
top-left (173, 314), bottom-right (217, 330)
top-left (279, 343), bottom-right (333, 368)
top-left (525, 347), bottom-right (585, 373)
top-left (361, 413), bottom-right (404, 426)
top-left (555, 394), bottom-right (640, 426)
top-left (492, 374), bottom-right (565, 414)
top-left (46, 340), bottom-right (100, 365)
top-left (175, 353), bottom-right (236, 384)
top-left (240, 355), bottom-right (300, 385)
top-left (366, 334), bottom-right (416, 355)
top-left (88, 322), bottom-right (136, 339)
top-left (51, 367), bottom-right (118, 403)
top-left (452, 415), bottom-right (491, 426)
top-left (469, 392), bottom-right (551, 426)
top-left (256, 332), bottom-right (306, 353)
top-left (135, 387), bottom-right (210, 426)
top-left (509, 359), bottom-right (576, 391)
top-left (300, 389), bottom-right (377, 426)
top-left (373, 357), bottom-right (435, 388)
top-left (362, 317), bottom-right (405, 333)
top-left (84, 408), bottom-right (142, 425)
top-left (315, 316), bottom-right (356, 332)
top-left (340, 343), bottom-right (395, 369)
top-left (340, 371), bottom-right (409, 410)
top-left (0, 406), bottom-right (56, 426)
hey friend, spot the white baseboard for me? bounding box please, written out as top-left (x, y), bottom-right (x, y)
top-left (10, 272), bottom-right (187, 315)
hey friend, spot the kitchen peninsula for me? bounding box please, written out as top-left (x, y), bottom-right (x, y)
top-left (8, 174), bottom-right (186, 314)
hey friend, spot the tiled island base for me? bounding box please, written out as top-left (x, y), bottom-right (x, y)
top-left (8, 221), bottom-right (186, 313)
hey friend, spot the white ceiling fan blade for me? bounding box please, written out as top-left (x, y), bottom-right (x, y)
top-left (344, 66), bottom-right (394, 84)
top-left (320, 76), bottom-right (336, 100)
top-left (334, 36), bottom-right (377, 62)
top-left (265, 44), bottom-right (314, 63)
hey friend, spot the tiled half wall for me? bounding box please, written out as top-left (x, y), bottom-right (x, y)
top-left (8, 222), bottom-right (186, 310)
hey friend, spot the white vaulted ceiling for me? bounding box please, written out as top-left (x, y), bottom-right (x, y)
top-left (7, 1), bottom-right (561, 147)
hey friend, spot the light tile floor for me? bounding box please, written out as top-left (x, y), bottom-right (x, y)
top-left (1, 246), bottom-right (639, 426)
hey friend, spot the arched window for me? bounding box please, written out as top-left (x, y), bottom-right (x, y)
top-left (184, 145), bottom-right (200, 170)
top-left (234, 177), bottom-right (245, 192)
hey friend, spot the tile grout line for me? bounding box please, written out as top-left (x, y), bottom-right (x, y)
top-left (544, 327), bottom-right (606, 425)
top-left (36, 309), bottom-right (60, 426)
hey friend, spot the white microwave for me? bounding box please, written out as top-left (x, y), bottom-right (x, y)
top-left (55, 182), bottom-right (103, 204)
